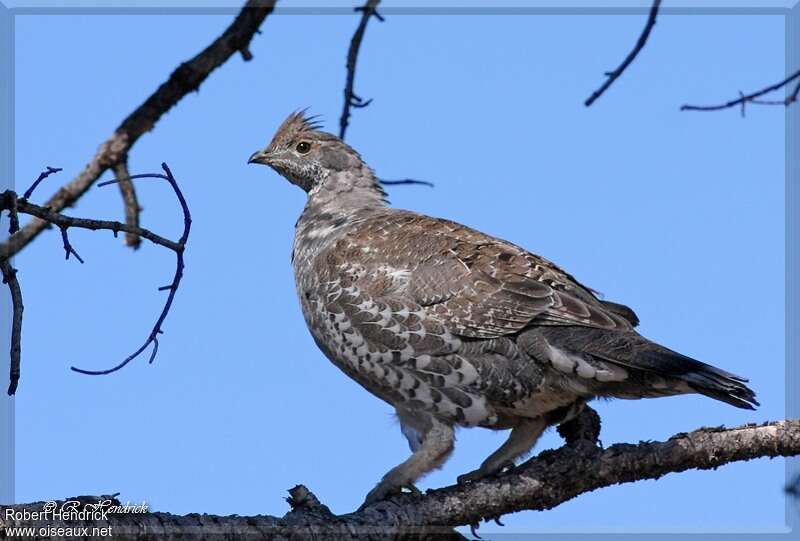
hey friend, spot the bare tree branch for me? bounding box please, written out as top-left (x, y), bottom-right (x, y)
top-left (339, 0), bottom-right (383, 140)
top-left (681, 69), bottom-right (800, 115)
top-left (0, 0), bottom-right (275, 260)
top-left (0, 163), bottom-right (190, 394)
top-left (380, 178), bottom-right (434, 188)
top-left (22, 166), bottom-right (62, 201)
top-left (70, 164), bottom-right (191, 377)
top-left (2, 419), bottom-right (796, 539)
top-left (584, 0), bottom-right (661, 107)
top-left (111, 159), bottom-right (142, 250)
top-left (0, 260), bottom-right (22, 396)
top-left (59, 227), bottom-right (84, 264)
top-left (2, 197), bottom-right (181, 255)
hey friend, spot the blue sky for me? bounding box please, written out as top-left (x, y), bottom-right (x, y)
top-left (8, 5), bottom-right (791, 534)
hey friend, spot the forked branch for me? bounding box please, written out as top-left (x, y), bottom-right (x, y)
top-left (0, 163), bottom-right (190, 395)
top-left (0, 0), bottom-right (275, 261)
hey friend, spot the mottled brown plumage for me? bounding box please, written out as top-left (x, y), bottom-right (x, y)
top-left (249, 111), bottom-right (758, 506)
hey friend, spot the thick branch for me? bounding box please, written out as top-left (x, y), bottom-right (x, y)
top-left (584, 0), bottom-right (661, 107)
top-left (390, 418), bottom-right (799, 526)
top-left (339, 0), bottom-right (382, 140)
top-left (2, 420), bottom-right (796, 539)
top-left (0, 0), bottom-right (275, 259)
top-left (681, 69), bottom-right (800, 115)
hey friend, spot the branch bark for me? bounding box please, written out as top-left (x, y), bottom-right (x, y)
top-left (111, 159), bottom-right (142, 249)
top-left (2, 419), bottom-right (796, 540)
top-left (0, 0), bottom-right (275, 260)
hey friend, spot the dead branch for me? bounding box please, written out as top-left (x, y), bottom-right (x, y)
top-left (0, 0), bottom-right (275, 261)
top-left (59, 227), bottom-right (84, 264)
top-left (70, 164), bottom-right (191, 376)
top-left (2, 418), bottom-right (796, 539)
top-left (681, 69), bottom-right (800, 116)
top-left (380, 178), bottom-right (434, 188)
top-left (22, 166), bottom-right (62, 201)
top-left (111, 159), bottom-right (142, 249)
top-left (0, 163), bottom-right (190, 394)
top-left (2, 197), bottom-right (180, 255)
top-left (0, 260), bottom-right (22, 396)
top-left (585, 0), bottom-right (661, 107)
top-left (339, 0), bottom-right (383, 140)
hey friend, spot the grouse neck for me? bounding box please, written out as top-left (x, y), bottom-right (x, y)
top-left (294, 168), bottom-right (387, 254)
top-left (305, 167), bottom-right (387, 214)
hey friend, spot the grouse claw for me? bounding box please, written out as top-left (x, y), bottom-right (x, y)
top-left (470, 523), bottom-right (482, 539)
top-left (457, 460), bottom-right (516, 485)
top-left (401, 483), bottom-right (422, 495)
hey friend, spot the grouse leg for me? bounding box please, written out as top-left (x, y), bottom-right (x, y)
top-left (361, 414), bottom-right (454, 508)
top-left (457, 417), bottom-right (547, 484)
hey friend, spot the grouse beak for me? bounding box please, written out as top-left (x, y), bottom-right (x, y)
top-left (248, 149), bottom-right (272, 166)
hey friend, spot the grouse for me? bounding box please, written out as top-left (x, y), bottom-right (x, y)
top-left (248, 111), bottom-right (758, 506)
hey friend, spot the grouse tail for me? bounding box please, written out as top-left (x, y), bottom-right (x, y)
top-left (537, 326), bottom-right (760, 410)
top-left (629, 347), bottom-right (759, 410)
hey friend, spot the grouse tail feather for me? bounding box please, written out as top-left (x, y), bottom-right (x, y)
top-left (627, 347), bottom-right (759, 410)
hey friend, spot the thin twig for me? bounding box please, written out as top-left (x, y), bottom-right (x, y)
top-left (0, 260), bottom-right (22, 396)
top-left (112, 159), bottom-right (142, 250)
top-left (584, 0), bottom-right (661, 107)
top-left (59, 227), bottom-right (84, 264)
top-left (339, 0), bottom-right (382, 140)
top-left (380, 178), bottom-right (434, 188)
top-left (681, 69), bottom-right (800, 113)
top-left (22, 166), bottom-right (62, 200)
top-left (71, 163), bottom-right (191, 376)
top-left (0, 0), bottom-right (274, 260)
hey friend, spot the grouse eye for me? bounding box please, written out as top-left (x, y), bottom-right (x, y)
top-left (296, 141), bottom-right (311, 154)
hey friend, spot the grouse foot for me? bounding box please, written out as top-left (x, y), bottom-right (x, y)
top-left (360, 483), bottom-right (421, 509)
top-left (457, 460), bottom-right (516, 485)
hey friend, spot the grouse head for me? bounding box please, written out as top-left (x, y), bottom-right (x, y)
top-left (248, 110), bottom-right (368, 194)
